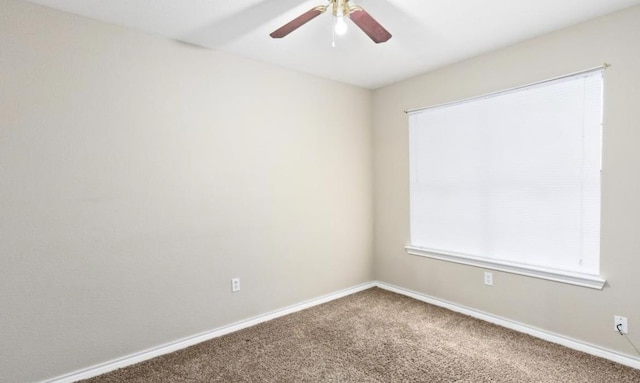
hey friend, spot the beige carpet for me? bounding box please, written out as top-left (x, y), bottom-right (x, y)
top-left (82, 288), bottom-right (640, 382)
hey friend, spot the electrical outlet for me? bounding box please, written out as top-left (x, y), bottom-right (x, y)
top-left (614, 315), bottom-right (628, 334)
top-left (231, 278), bottom-right (240, 293)
top-left (484, 271), bottom-right (493, 286)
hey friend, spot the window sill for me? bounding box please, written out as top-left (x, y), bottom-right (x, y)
top-left (405, 245), bottom-right (606, 290)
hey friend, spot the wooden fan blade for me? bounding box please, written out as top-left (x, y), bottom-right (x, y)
top-left (270, 6), bottom-right (327, 38)
top-left (349, 7), bottom-right (392, 43)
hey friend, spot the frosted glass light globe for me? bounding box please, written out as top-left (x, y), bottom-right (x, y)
top-left (334, 16), bottom-right (347, 36)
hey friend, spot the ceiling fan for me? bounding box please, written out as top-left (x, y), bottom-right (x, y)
top-left (270, 0), bottom-right (392, 44)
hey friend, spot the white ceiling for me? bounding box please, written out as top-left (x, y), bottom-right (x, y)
top-left (24, 0), bottom-right (640, 89)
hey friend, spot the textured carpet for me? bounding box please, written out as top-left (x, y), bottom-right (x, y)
top-left (82, 288), bottom-right (640, 382)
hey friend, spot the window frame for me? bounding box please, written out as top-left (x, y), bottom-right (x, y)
top-left (405, 67), bottom-right (607, 290)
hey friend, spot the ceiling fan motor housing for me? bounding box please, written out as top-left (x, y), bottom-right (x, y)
top-left (332, 0), bottom-right (351, 17)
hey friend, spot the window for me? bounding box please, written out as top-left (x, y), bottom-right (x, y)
top-left (406, 68), bottom-right (605, 289)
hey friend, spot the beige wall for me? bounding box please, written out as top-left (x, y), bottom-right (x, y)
top-left (0, 1), bottom-right (373, 381)
top-left (373, 4), bottom-right (640, 359)
top-left (4, 0), bottom-right (640, 381)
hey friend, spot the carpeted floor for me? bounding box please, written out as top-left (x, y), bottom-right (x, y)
top-left (82, 288), bottom-right (640, 382)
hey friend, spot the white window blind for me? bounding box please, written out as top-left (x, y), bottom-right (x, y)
top-left (407, 69), bottom-right (603, 285)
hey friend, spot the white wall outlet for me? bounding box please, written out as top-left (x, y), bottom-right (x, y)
top-left (231, 278), bottom-right (240, 293)
top-left (484, 271), bottom-right (493, 286)
top-left (614, 315), bottom-right (628, 334)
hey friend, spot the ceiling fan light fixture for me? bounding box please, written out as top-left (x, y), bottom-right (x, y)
top-left (269, 0), bottom-right (391, 44)
top-left (334, 15), bottom-right (348, 36)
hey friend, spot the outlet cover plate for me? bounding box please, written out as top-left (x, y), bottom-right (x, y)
top-left (231, 278), bottom-right (240, 293)
top-left (484, 271), bottom-right (493, 286)
top-left (615, 315), bottom-right (628, 334)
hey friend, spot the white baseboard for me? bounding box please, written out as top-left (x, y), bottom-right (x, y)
top-left (45, 281), bottom-right (376, 383)
top-left (374, 281), bottom-right (640, 370)
top-left (45, 279), bottom-right (640, 382)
